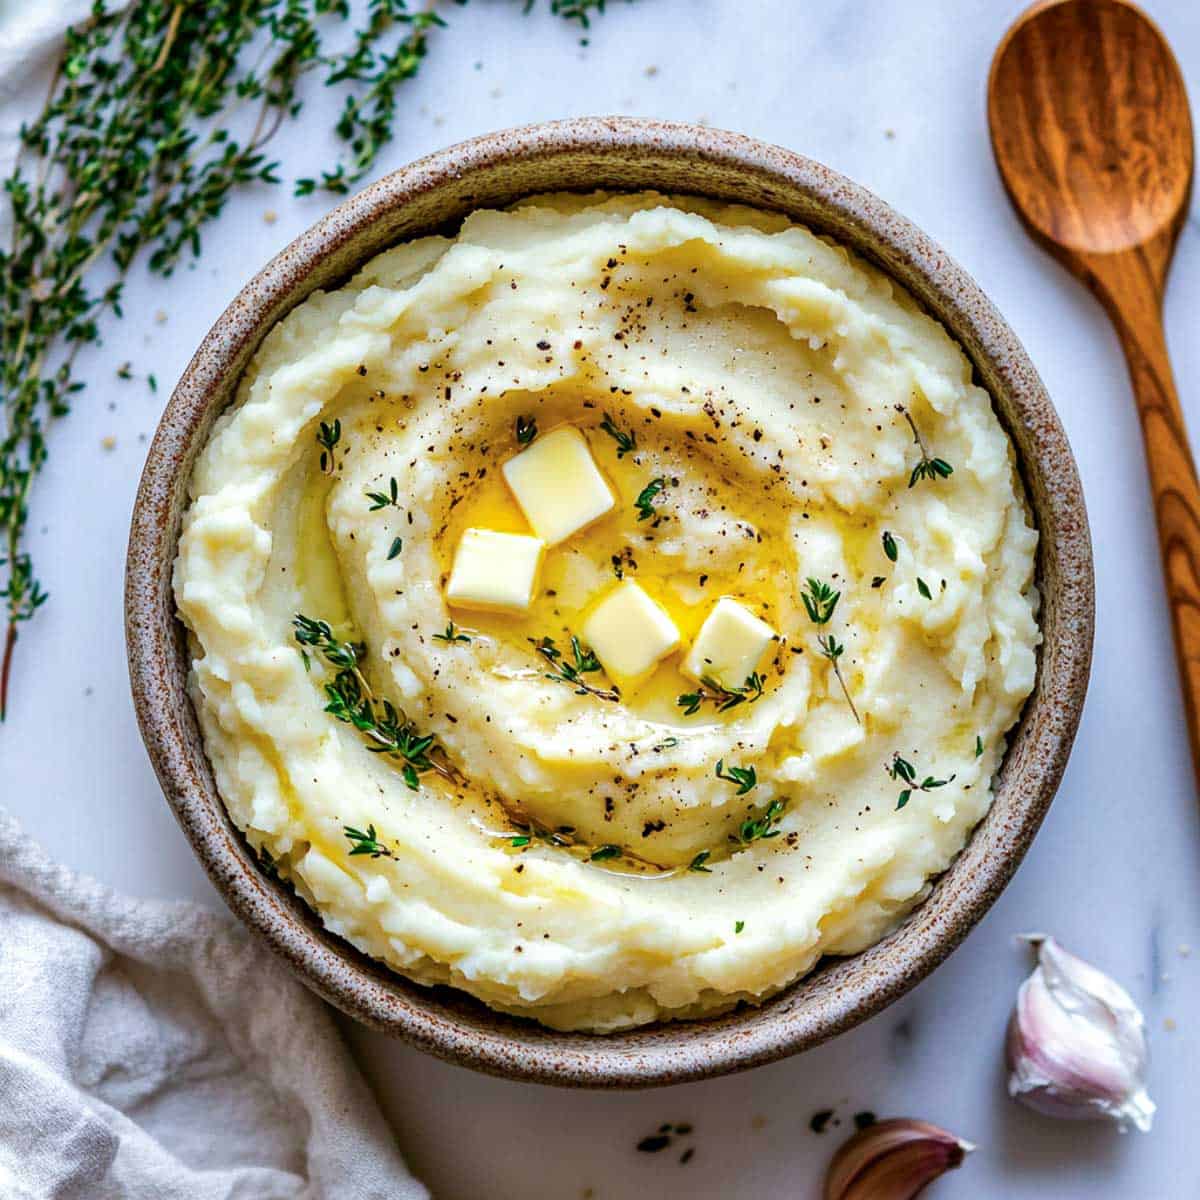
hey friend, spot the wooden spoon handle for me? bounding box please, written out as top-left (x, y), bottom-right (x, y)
top-left (1089, 247), bottom-right (1200, 786)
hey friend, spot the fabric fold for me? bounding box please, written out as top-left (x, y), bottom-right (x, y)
top-left (0, 808), bottom-right (427, 1200)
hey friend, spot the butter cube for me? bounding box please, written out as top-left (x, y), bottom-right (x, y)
top-left (446, 528), bottom-right (544, 614)
top-left (502, 426), bottom-right (615, 546)
top-left (682, 597), bottom-right (776, 690)
top-left (581, 580), bottom-right (681, 687)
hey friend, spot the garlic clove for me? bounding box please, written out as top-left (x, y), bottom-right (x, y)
top-left (824, 1118), bottom-right (973, 1200)
top-left (1006, 934), bottom-right (1155, 1132)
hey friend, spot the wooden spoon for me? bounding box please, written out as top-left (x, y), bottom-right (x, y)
top-left (989, 0), bottom-right (1197, 779)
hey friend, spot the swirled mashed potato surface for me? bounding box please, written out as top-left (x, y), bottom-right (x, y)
top-left (175, 193), bottom-right (1040, 1032)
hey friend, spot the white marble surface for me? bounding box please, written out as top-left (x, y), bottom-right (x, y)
top-left (5, 1), bottom-right (1200, 1195)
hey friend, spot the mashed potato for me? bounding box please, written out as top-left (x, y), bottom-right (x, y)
top-left (175, 193), bottom-right (1039, 1031)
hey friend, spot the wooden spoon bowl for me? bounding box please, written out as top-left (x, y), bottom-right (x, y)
top-left (990, 0), bottom-right (1192, 260)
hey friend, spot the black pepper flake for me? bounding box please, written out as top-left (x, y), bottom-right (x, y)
top-left (356, 364), bottom-right (367, 376)
top-left (680, 1148), bottom-right (694, 1165)
top-left (536, 340), bottom-right (550, 351)
top-left (810, 1110), bottom-right (835, 1134)
top-left (853, 1111), bottom-right (877, 1131)
top-left (637, 1135), bottom-right (671, 1154)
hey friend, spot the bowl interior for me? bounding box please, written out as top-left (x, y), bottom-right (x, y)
top-left (126, 118), bottom-right (1093, 1088)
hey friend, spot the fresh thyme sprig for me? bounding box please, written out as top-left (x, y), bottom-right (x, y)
top-left (344, 823), bottom-right (394, 859)
top-left (817, 634), bottom-right (861, 725)
top-left (801, 577), bottom-right (840, 625)
top-left (530, 635), bottom-right (620, 702)
top-left (294, 613), bottom-right (455, 790)
top-left (0, 0), bottom-right (631, 721)
top-left (635, 476), bottom-right (666, 522)
top-left (683, 796), bottom-right (785, 874)
top-left (515, 414), bottom-right (537, 446)
top-left (677, 672), bottom-right (764, 716)
top-left (598, 414), bottom-right (637, 458)
top-left (801, 576), bottom-right (859, 723)
top-left (295, 3), bottom-right (449, 197)
top-left (897, 406), bottom-right (954, 487)
top-left (432, 621), bottom-right (470, 644)
top-left (504, 820), bottom-right (634, 867)
top-left (731, 798), bottom-right (785, 844)
top-left (887, 752), bottom-right (955, 810)
top-left (882, 530), bottom-right (898, 562)
top-left (365, 475), bottom-right (400, 510)
top-left (715, 758), bottom-right (758, 796)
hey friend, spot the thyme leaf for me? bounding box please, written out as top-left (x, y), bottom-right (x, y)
top-left (801, 577), bottom-right (840, 625)
top-left (432, 621), bottom-right (471, 644)
top-left (598, 413), bottom-right (637, 458)
top-left (365, 476), bottom-right (400, 510)
top-left (515, 414), bottom-right (537, 446)
top-left (344, 823), bottom-right (394, 859)
top-left (731, 797), bottom-right (785, 843)
top-left (317, 420), bottom-right (342, 476)
top-left (635, 476), bottom-right (667, 522)
top-left (715, 758), bottom-right (758, 796)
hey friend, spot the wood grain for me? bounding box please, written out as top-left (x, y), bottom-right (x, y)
top-left (988, 0), bottom-right (1198, 780)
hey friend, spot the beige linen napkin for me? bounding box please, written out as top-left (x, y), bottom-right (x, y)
top-left (0, 808), bottom-right (429, 1200)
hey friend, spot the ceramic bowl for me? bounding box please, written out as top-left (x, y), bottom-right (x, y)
top-left (126, 117), bottom-right (1094, 1088)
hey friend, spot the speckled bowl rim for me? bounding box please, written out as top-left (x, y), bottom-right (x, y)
top-left (126, 117), bottom-right (1094, 1089)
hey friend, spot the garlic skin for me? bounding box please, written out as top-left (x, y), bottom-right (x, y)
top-left (824, 1119), bottom-right (973, 1200)
top-left (1006, 934), bottom-right (1155, 1132)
